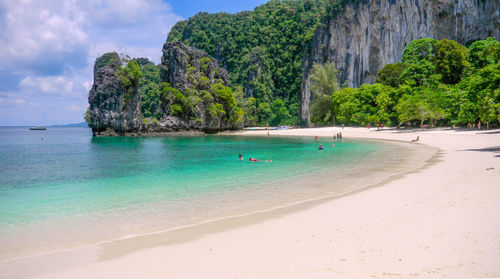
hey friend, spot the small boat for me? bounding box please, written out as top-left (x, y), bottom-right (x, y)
top-left (29, 126), bottom-right (47, 130)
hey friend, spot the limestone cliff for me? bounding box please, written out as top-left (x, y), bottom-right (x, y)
top-left (149, 41), bottom-right (241, 133)
top-left (88, 43), bottom-right (241, 136)
top-left (160, 41), bottom-right (229, 91)
top-left (88, 52), bottom-right (142, 136)
top-left (300, 0), bottom-right (500, 124)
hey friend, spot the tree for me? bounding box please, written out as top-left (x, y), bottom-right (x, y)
top-left (331, 87), bottom-right (358, 125)
top-left (94, 52), bottom-right (120, 72)
top-left (241, 97), bottom-right (258, 126)
top-left (402, 38), bottom-right (438, 64)
top-left (270, 99), bottom-right (291, 126)
top-left (258, 102), bottom-right (273, 124)
top-left (308, 62), bottom-right (339, 124)
top-left (468, 37), bottom-right (500, 69)
top-left (210, 83), bottom-right (237, 113)
top-left (374, 89), bottom-right (393, 125)
top-left (434, 39), bottom-right (470, 84)
top-left (309, 62), bottom-right (339, 97)
top-left (376, 63), bottom-right (407, 87)
top-left (400, 59), bottom-right (441, 87)
top-left (395, 92), bottom-right (429, 126)
top-left (84, 107), bottom-right (91, 125)
top-left (459, 62), bottom-right (500, 125)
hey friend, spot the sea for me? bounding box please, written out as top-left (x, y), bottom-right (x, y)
top-left (0, 126), bottom-right (434, 263)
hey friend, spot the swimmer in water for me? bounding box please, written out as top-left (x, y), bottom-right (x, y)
top-left (249, 157), bottom-right (272, 162)
top-left (239, 153), bottom-right (243, 160)
top-left (319, 144), bottom-right (324, 150)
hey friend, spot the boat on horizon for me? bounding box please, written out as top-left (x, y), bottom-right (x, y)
top-left (29, 126), bottom-right (47, 130)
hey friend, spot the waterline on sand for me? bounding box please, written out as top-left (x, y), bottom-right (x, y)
top-left (0, 136), bottom-right (436, 270)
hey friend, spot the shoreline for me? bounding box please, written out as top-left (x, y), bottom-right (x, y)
top-left (0, 137), bottom-right (434, 269)
top-left (2, 127), bottom-right (499, 278)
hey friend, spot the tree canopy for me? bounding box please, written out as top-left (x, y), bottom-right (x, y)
top-left (308, 38), bottom-right (500, 128)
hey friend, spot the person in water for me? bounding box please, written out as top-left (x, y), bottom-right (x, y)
top-left (319, 144), bottom-right (324, 150)
top-left (249, 157), bottom-right (272, 162)
top-left (239, 153), bottom-right (243, 160)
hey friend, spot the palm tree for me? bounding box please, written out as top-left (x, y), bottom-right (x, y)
top-left (309, 62), bottom-right (339, 124)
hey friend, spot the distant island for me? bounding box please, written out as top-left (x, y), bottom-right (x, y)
top-left (85, 0), bottom-right (499, 136)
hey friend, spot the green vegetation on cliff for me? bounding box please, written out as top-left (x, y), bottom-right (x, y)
top-left (309, 38), bottom-right (500, 127)
top-left (167, 0), bottom-right (355, 125)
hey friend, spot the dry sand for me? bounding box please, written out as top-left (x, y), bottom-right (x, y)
top-left (16, 127), bottom-right (500, 278)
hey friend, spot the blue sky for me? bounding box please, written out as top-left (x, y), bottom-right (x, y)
top-left (0, 0), bottom-right (268, 126)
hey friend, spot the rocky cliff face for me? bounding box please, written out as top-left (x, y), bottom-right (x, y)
top-left (300, 0), bottom-right (500, 124)
top-left (155, 42), bottom-right (241, 132)
top-left (160, 41), bottom-right (229, 90)
top-left (88, 43), bottom-right (240, 136)
top-left (88, 52), bottom-right (142, 136)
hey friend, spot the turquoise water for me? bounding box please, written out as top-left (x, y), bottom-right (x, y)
top-left (0, 127), bottom-right (415, 261)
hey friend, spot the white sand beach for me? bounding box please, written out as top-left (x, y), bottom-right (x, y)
top-left (15, 127), bottom-right (500, 278)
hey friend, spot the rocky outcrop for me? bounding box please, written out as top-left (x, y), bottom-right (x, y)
top-left (88, 43), bottom-right (241, 136)
top-left (156, 42), bottom-right (241, 132)
top-left (300, 0), bottom-right (500, 124)
top-left (160, 41), bottom-right (228, 90)
top-left (88, 52), bottom-right (142, 136)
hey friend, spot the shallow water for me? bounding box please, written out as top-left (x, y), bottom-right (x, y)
top-left (0, 127), bottom-right (434, 262)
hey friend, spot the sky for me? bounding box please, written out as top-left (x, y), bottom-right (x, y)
top-left (0, 0), bottom-right (268, 126)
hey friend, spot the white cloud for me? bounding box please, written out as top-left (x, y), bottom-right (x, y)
top-left (66, 104), bottom-right (85, 112)
top-left (0, 0), bottom-right (183, 125)
top-left (0, 0), bottom-right (89, 76)
top-left (21, 76), bottom-right (74, 94)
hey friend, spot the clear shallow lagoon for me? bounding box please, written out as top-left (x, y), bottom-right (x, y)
top-left (0, 127), bottom-right (432, 262)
